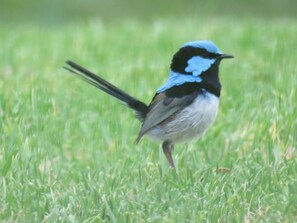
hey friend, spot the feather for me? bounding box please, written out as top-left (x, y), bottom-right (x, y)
top-left (135, 91), bottom-right (199, 143)
top-left (64, 61), bottom-right (149, 120)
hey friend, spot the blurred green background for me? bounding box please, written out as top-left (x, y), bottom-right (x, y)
top-left (1, 0), bottom-right (297, 222)
top-left (1, 0), bottom-right (297, 25)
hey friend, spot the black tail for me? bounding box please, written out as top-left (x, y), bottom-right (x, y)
top-left (64, 60), bottom-right (148, 120)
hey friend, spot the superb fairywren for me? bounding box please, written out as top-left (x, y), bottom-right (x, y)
top-left (64, 40), bottom-right (233, 168)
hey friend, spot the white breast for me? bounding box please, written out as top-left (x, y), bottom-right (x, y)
top-left (148, 92), bottom-right (219, 143)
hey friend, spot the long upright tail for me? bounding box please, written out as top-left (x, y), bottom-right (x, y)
top-left (64, 60), bottom-right (148, 120)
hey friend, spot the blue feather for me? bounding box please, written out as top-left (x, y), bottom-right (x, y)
top-left (185, 56), bottom-right (215, 76)
top-left (183, 40), bottom-right (222, 54)
top-left (156, 71), bottom-right (202, 93)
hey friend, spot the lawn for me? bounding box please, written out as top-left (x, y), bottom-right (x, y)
top-left (0, 17), bottom-right (297, 222)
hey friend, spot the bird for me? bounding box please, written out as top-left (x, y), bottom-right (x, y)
top-left (64, 40), bottom-right (233, 168)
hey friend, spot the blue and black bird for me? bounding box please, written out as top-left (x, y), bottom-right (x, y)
top-left (64, 40), bottom-right (233, 168)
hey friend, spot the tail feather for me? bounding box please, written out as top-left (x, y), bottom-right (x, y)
top-left (64, 60), bottom-right (148, 120)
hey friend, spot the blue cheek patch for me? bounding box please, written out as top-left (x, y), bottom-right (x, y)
top-left (185, 56), bottom-right (215, 76)
top-left (156, 71), bottom-right (202, 93)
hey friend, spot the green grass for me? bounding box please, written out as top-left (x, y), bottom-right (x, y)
top-left (0, 17), bottom-right (297, 222)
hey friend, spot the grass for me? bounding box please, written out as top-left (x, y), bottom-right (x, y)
top-left (0, 17), bottom-right (297, 222)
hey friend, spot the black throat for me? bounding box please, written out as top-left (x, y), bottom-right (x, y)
top-left (200, 61), bottom-right (222, 97)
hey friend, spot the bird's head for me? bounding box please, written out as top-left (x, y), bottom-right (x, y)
top-left (170, 40), bottom-right (233, 76)
top-left (156, 40), bottom-right (233, 95)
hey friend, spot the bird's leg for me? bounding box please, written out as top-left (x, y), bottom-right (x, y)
top-left (162, 141), bottom-right (175, 168)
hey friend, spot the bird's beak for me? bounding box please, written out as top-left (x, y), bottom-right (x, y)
top-left (219, 53), bottom-right (234, 59)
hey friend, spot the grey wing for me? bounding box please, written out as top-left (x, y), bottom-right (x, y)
top-left (135, 91), bottom-right (199, 143)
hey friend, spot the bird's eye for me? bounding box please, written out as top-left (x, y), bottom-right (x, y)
top-left (197, 48), bottom-right (207, 56)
